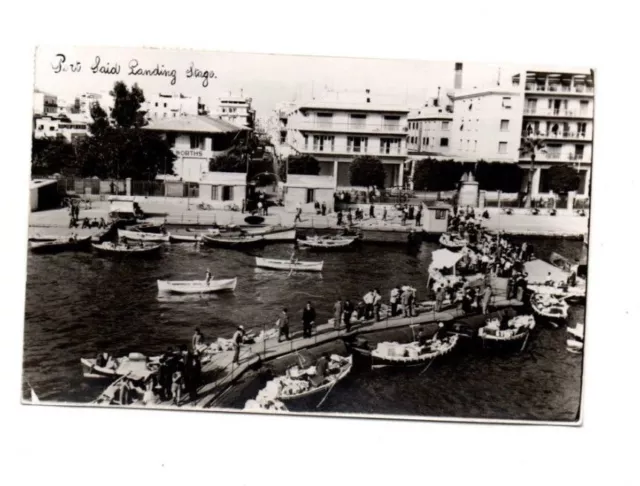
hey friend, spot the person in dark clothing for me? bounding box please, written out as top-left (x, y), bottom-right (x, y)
top-left (369, 204), bottom-right (375, 219)
top-left (302, 301), bottom-right (316, 338)
top-left (343, 299), bottom-right (354, 332)
top-left (347, 209), bottom-right (353, 226)
top-left (417, 329), bottom-right (428, 346)
top-left (433, 322), bottom-right (447, 341)
top-left (277, 308), bottom-right (290, 341)
top-left (314, 201), bottom-right (321, 214)
top-left (337, 211), bottom-right (343, 226)
top-left (159, 347), bottom-right (176, 400)
top-left (408, 206), bottom-right (415, 220)
top-left (321, 202), bottom-right (327, 216)
top-left (415, 208), bottom-right (422, 226)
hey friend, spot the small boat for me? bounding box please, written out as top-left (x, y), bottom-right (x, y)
top-left (29, 235), bottom-right (92, 254)
top-left (439, 233), bottom-right (467, 251)
top-left (242, 226), bottom-right (297, 242)
top-left (130, 222), bottom-right (166, 234)
top-left (530, 293), bottom-right (570, 322)
top-left (298, 235), bottom-right (356, 250)
top-left (201, 234), bottom-right (265, 249)
top-left (275, 355), bottom-right (353, 402)
top-left (157, 278), bottom-right (237, 294)
top-left (245, 215), bottom-right (265, 225)
top-left (255, 257), bottom-right (323, 272)
top-left (478, 315), bottom-right (536, 344)
top-left (29, 234), bottom-right (63, 242)
top-left (566, 322), bottom-right (584, 353)
top-left (368, 335), bottom-right (459, 368)
top-left (169, 233), bottom-right (203, 243)
top-left (92, 242), bottom-right (163, 256)
top-left (527, 283), bottom-right (586, 304)
top-left (81, 352), bottom-right (161, 380)
top-left (118, 229), bottom-right (170, 242)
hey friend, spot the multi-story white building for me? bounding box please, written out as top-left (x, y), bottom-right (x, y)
top-left (448, 88), bottom-right (524, 161)
top-left (512, 69), bottom-right (594, 195)
top-left (33, 115), bottom-right (90, 142)
top-left (407, 98), bottom-right (454, 156)
top-left (213, 92), bottom-right (254, 128)
top-left (286, 94), bottom-right (410, 188)
top-left (144, 93), bottom-right (205, 120)
top-left (33, 90), bottom-right (58, 116)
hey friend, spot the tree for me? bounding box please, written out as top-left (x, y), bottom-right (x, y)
top-left (349, 156), bottom-right (386, 189)
top-left (109, 81), bottom-right (147, 128)
top-left (519, 136), bottom-right (547, 208)
top-left (546, 164), bottom-right (580, 195)
top-left (209, 153), bottom-right (245, 173)
top-left (88, 102), bottom-right (110, 136)
top-left (31, 135), bottom-right (78, 176)
top-left (412, 158), bottom-right (466, 191)
top-left (286, 154), bottom-right (321, 176)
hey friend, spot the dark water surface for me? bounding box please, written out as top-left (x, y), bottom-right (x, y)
top-left (22, 238), bottom-right (584, 421)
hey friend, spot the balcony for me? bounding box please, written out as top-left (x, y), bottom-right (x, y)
top-left (296, 142), bottom-right (406, 158)
top-left (519, 152), bottom-right (591, 163)
top-left (521, 130), bottom-right (592, 141)
top-left (525, 84), bottom-right (594, 95)
top-left (523, 108), bottom-right (592, 118)
top-left (292, 121), bottom-right (408, 135)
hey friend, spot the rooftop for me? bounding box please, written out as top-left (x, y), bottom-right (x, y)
top-left (297, 100), bottom-right (409, 114)
top-left (144, 115), bottom-right (247, 134)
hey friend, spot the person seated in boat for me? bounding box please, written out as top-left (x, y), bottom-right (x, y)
top-left (98, 217), bottom-right (107, 229)
top-left (417, 328), bottom-right (428, 346)
top-left (205, 269), bottom-right (212, 285)
top-left (81, 217), bottom-right (91, 229)
top-left (499, 312), bottom-right (511, 330)
top-left (96, 352), bottom-right (110, 368)
top-left (544, 272), bottom-right (555, 286)
top-left (432, 322), bottom-right (447, 342)
top-left (309, 353), bottom-right (330, 387)
top-left (104, 354), bottom-right (118, 370)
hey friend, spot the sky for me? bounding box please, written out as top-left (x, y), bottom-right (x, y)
top-left (33, 46), bottom-right (587, 119)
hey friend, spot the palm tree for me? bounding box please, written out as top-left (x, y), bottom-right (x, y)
top-left (518, 135), bottom-right (547, 208)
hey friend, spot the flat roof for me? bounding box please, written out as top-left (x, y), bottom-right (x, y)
top-left (297, 101), bottom-right (409, 114)
top-left (144, 115), bottom-right (247, 134)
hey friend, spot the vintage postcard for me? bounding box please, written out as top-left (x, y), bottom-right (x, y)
top-left (24, 46), bottom-right (591, 424)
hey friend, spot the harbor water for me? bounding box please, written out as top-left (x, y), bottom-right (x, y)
top-left (22, 237), bottom-right (584, 421)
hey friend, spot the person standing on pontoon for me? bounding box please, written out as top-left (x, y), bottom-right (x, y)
top-left (192, 328), bottom-right (204, 352)
top-left (205, 269), bottom-right (212, 285)
top-left (277, 309), bottom-right (290, 342)
top-left (232, 325), bottom-right (246, 363)
top-left (302, 301), bottom-right (316, 338)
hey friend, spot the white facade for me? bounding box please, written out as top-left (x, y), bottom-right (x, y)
top-left (407, 103), bottom-right (454, 156)
top-left (513, 70), bottom-right (594, 195)
top-left (213, 93), bottom-right (254, 128)
top-left (449, 89), bottom-right (524, 161)
top-left (33, 91), bottom-right (58, 116)
top-left (33, 115), bottom-right (89, 142)
top-left (144, 93), bottom-right (203, 120)
top-left (286, 97), bottom-right (410, 188)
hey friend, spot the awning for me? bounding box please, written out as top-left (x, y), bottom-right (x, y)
top-left (524, 259), bottom-right (569, 284)
top-left (429, 249), bottom-right (463, 271)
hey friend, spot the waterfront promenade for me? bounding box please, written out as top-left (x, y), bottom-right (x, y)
top-left (28, 197), bottom-right (589, 238)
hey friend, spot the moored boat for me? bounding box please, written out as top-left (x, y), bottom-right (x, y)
top-left (157, 278), bottom-right (237, 294)
top-left (29, 235), bottom-right (92, 254)
top-left (92, 242), bottom-right (163, 256)
top-left (369, 335), bottom-right (458, 368)
top-left (275, 355), bottom-right (353, 402)
top-left (478, 315), bottom-right (536, 345)
top-left (527, 283), bottom-right (586, 304)
top-left (169, 233), bottom-right (203, 243)
top-left (530, 293), bottom-right (570, 323)
top-left (118, 229), bottom-right (170, 242)
top-left (566, 322), bottom-right (584, 353)
top-left (297, 235), bottom-right (356, 250)
top-left (130, 222), bottom-right (166, 234)
top-left (201, 234), bottom-right (265, 249)
top-left (439, 233), bottom-right (467, 251)
top-left (255, 257), bottom-right (323, 272)
top-left (81, 352), bottom-right (161, 380)
top-left (242, 226), bottom-right (296, 242)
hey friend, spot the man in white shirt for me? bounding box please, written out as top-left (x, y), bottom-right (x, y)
top-left (363, 290), bottom-right (374, 319)
top-left (373, 289), bottom-right (383, 321)
top-left (389, 286), bottom-right (400, 317)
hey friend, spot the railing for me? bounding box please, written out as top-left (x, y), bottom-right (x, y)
top-left (525, 84), bottom-right (594, 95)
top-left (523, 108), bottom-right (590, 117)
top-left (521, 131), bottom-right (591, 140)
top-left (292, 121), bottom-right (408, 133)
top-left (568, 153), bottom-right (585, 161)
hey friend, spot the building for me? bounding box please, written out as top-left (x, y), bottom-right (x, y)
top-left (144, 93), bottom-right (205, 119)
top-left (512, 69), bottom-right (594, 195)
top-left (285, 91), bottom-right (410, 189)
top-left (213, 92), bottom-right (255, 128)
top-left (407, 99), bottom-right (454, 156)
top-left (33, 90), bottom-right (58, 116)
top-left (33, 115), bottom-right (89, 142)
top-left (144, 115), bottom-right (248, 203)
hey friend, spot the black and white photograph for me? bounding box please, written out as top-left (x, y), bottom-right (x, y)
top-left (22, 45), bottom-right (592, 424)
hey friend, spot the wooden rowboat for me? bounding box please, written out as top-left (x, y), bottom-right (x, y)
top-left (92, 242), bottom-right (163, 256)
top-left (438, 233), bottom-right (467, 251)
top-left (130, 222), bottom-right (165, 234)
top-left (81, 353), bottom-right (161, 380)
top-left (255, 257), bottom-right (323, 272)
top-left (369, 335), bottom-right (458, 368)
top-left (530, 293), bottom-right (570, 322)
top-left (242, 226), bottom-right (297, 242)
top-left (478, 315), bottom-right (536, 343)
top-left (29, 235), bottom-right (92, 254)
top-left (276, 355), bottom-right (353, 401)
top-left (298, 235), bottom-right (356, 250)
top-left (118, 229), bottom-right (170, 242)
top-left (157, 278), bottom-right (237, 294)
top-left (201, 234), bottom-right (265, 249)
top-left (169, 233), bottom-right (203, 243)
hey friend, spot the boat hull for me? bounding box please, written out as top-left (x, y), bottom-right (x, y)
top-left (297, 237), bottom-right (356, 250)
top-left (157, 278), bottom-right (237, 294)
top-left (169, 234), bottom-right (202, 243)
top-left (243, 227), bottom-right (296, 242)
top-left (118, 229), bottom-right (170, 242)
top-left (201, 234), bottom-right (265, 249)
top-left (92, 242), bottom-right (163, 256)
top-left (29, 236), bottom-right (92, 254)
top-left (277, 357), bottom-right (353, 402)
top-left (255, 257), bottom-right (323, 272)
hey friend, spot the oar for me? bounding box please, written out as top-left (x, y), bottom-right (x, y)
top-left (419, 357), bottom-right (436, 376)
top-left (520, 332), bottom-right (530, 353)
top-left (316, 377), bottom-right (338, 409)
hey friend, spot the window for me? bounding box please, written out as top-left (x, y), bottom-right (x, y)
top-left (49, 126), bottom-right (56, 131)
top-left (190, 135), bottom-right (204, 149)
top-left (441, 121), bottom-right (450, 131)
top-left (211, 186), bottom-right (218, 201)
top-left (38, 125), bottom-right (44, 130)
top-left (303, 134), bottom-right (308, 150)
top-left (474, 140), bottom-right (477, 152)
top-left (221, 186), bottom-right (234, 201)
top-left (498, 142), bottom-right (508, 154)
top-left (155, 102), bottom-right (158, 107)
top-left (435, 209), bottom-right (447, 220)
top-left (426, 137), bottom-right (430, 146)
top-left (380, 138), bottom-right (402, 154)
top-left (163, 113), bottom-right (167, 118)
top-left (440, 138), bottom-right (449, 147)
top-left (173, 113), bottom-right (176, 118)
top-left (500, 120), bottom-right (510, 132)
top-left (347, 136), bottom-right (368, 153)
top-left (279, 131), bottom-right (286, 144)
top-left (383, 115), bottom-right (400, 130)
top-left (502, 97), bottom-right (512, 109)
top-left (580, 100), bottom-right (589, 115)
top-left (313, 135), bottom-right (334, 152)
top-left (468, 103), bottom-right (473, 111)
top-left (316, 112), bottom-right (333, 127)
top-left (164, 103), bottom-right (167, 108)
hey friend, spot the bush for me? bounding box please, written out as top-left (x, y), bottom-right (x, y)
top-left (547, 164), bottom-right (581, 195)
top-left (286, 154), bottom-right (321, 175)
top-left (349, 156), bottom-right (386, 188)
